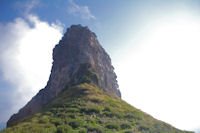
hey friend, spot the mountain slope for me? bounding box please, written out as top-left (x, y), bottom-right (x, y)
top-left (2, 25), bottom-right (194, 133)
top-left (2, 83), bottom-right (192, 133)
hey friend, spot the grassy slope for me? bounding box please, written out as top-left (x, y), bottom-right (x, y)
top-left (1, 83), bottom-right (193, 133)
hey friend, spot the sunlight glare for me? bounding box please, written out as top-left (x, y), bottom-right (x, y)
top-left (118, 14), bottom-right (200, 130)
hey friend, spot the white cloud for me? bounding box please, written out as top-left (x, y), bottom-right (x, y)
top-left (0, 14), bottom-right (63, 122)
top-left (67, 0), bottom-right (96, 20)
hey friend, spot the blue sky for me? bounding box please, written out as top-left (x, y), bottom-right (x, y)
top-left (1, 0), bottom-right (200, 132)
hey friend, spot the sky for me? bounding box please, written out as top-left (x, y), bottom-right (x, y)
top-left (0, 0), bottom-right (200, 132)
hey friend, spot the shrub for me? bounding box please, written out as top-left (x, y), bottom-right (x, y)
top-left (104, 112), bottom-right (122, 118)
top-left (104, 106), bottom-right (111, 112)
top-left (57, 112), bottom-right (67, 118)
top-left (68, 114), bottom-right (76, 119)
top-left (69, 120), bottom-right (84, 129)
top-left (89, 108), bottom-right (100, 114)
top-left (124, 130), bottom-right (132, 133)
top-left (88, 126), bottom-right (103, 133)
top-left (124, 114), bottom-right (134, 119)
top-left (139, 126), bottom-right (149, 131)
top-left (35, 113), bottom-right (41, 117)
top-left (88, 119), bottom-right (97, 125)
top-left (44, 111), bottom-right (53, 116)
top-left (50, 118), bottom-right (63, 126)
top-left (120, 123), bottom-right (132, 129)
top-left (91, 99), bottom-right (101, 103)
top-left (57, 125), bottom-right (72, 133)
top-left (132, 111), bottom-right (143, 120)
top-left (105, 123), bottom-right (120, 130)
top-left (104, 112), bottom-right (114, 118)
top-left (65, 108), bottom-right (79, 113)
top-left (50, 108), bottom-right (58, 114)
top-left (38, 116), bottom-right (49, 124)
top-left (79, 129), bottom-right (87, 133)
top-left (81, 107), bottom-right (101, 114)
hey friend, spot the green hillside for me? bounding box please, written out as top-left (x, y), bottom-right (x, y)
top-left (1, 83), bottom-right (193, 133)
top-left (1, 63), bottom-right (194, 133)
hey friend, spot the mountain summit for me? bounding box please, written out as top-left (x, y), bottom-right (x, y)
top-left (3, 25), bottom-right (193, 133)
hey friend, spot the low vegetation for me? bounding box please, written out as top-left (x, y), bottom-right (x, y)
top-left (1, 83), bottom-right (193, 133)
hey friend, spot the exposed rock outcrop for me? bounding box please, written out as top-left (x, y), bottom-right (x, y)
top-left (7, 24), bottom-right (121, 127)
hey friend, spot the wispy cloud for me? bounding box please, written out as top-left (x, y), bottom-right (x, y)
top-left (15, 0), bottom-right (39, 15)
top-left (67, 0), bottom-right (96, 20)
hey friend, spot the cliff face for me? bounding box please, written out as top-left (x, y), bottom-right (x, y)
top-left (49, 25), bottom-right (120, 97)
top-left (7, 25), bottom-right (121, 127)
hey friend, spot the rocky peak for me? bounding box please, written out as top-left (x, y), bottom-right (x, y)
top-left (49, 24), bottom-right (120, 97)
top-left (7, 24), bottom-right (121, 127)
top-left (63, 24), bottom-right (97, 44)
